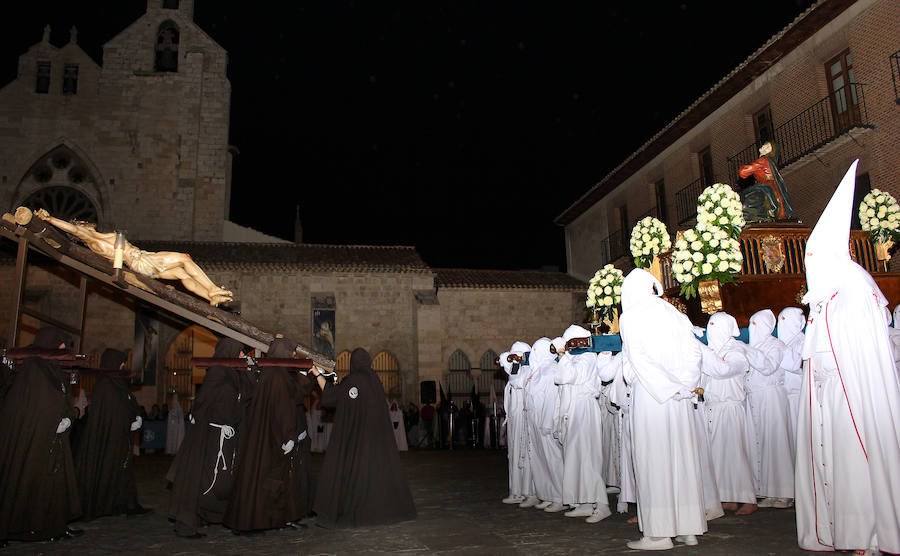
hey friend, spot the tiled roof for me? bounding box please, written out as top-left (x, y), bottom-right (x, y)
top-left (554, 0), bottom-right (856, 226)
top-left (435, 268), bottom-right (587, 290)
top-left (132, 241), bottom-right (431, 272)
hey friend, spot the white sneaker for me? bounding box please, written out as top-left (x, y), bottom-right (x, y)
top-left (757, 497), bottom-right (776, 508)
top-left (585, 505), bottom-right (611, 523)
top-left (674, 535), bottom-right (698, 546)
top-left (535, 500), bottom-right (552, 509)
top-left (626, 537), bottom-right (674, 550)
top-left (543, 502), bottom-right (565, 513)
top-left (564, 504), bottom-right (594, 518)
top-left (502, 495), bottom-right (525, 505)
top-left (518, 496), bottom-right (539, 508)
top-left (772, 498), bottom-right (793, 509)
top-left (606, 486), bottom-right (621, 494)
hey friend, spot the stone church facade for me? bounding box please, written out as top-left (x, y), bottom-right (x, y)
top-left (0, 0), bottom-right (586, 409)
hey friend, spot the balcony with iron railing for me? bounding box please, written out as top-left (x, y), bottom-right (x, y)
top-left (727, 83), bottom-right (872, 184)
top-left (674, 176), bottom-right (719, 226)
top-left (599, 207), bottom-right (661, 265)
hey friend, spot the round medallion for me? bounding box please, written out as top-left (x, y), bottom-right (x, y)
top-left (348, 386), bottom-right (359, 399)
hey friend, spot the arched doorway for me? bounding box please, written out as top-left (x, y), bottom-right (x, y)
top-left (164, 324), bottom-right (217, 414)
top-left (372, 351), bottom-right (401, 399)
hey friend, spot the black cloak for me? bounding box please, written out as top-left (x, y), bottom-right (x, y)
top-left (223, 338), bottom-right (310, 532)
top-left (168, 337), bottom-right (252, 536)
top-left (74, 349), bottom-right (140, 520)
top-left (0, 327), bottom-right (81, 541)
top-left (313, 348), bottom-right (416, 527)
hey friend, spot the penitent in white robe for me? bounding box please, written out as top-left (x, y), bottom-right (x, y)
top-left (501, 344), bottom-right (533, 499)
top-left (523, 338), bottom-right (563, 504)
top-left (701, 313), bottom-right (757, 505)
top-left (745, 310), bottom-right (794, 499)
top-left (555, 349), bottom-right (612, 515)
top-left (796, 274), bottom-right (900, 553)
top-left (599, 381), bottom-right (620, 490)
top-left (619, 268), bottom-right (707, 539)
top-left (777, 307), bottom-right (805, 447)
top-left (796, 160), bottom-right (900, 553)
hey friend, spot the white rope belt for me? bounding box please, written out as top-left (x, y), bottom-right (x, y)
top-left (202, 423), bottom-right (235, 496)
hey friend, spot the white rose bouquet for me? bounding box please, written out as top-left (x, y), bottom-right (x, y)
top-left (586, 264), bottom-right (624, 322)
top-left (630, 216), bottom-right (672, 269)
top-left (670, 227), bottom-right (744, 299)
top-left (696, 183), bottom-right (745, 239)
top-left (859, 188), bottom-right (900, 245)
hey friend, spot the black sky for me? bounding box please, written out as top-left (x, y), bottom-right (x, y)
top-left (1, 0), bottom-right (817, 271)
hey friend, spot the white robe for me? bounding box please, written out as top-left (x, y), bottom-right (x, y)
top-left (700, 336), bottom-right (756, 504)
top-left (555, 350), bottom-right (611, 512)
top-left (777, 310), bottom-right (805, 447)
top-left (608, 354), bottom-right (636, 513)
top-left (599, 383), bottom-right (620, 489)
top-left (619, 269), bottom-right (707, 538)
top-left (745, 315), bottom-right (794, 499)
top-left (502, 351), bottom-right (532, 498)
top-left (523, 339), bottom-right (563, 503)
top-left (389, 403), bottom-right (408, 451)
top-left (796, 272), bottom-right (900, 553)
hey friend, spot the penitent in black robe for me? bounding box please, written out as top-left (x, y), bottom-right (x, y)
top-left (314, 348), bottom-right (416, 528)
top-left (223, 338), bottom-right (311, 532)
top-left (74, 349), bottom-right (140, 520)
top-left (0, 328), bottom-right (81, 541)
top-left (168, 337), bottom-right (253, 536)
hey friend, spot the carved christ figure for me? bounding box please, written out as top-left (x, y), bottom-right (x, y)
top-left (34, 208), bottom-right (233, 306)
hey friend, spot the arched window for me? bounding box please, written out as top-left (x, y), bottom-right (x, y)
top-left (372, 351), bottom-right (400, 399)
top-left (20, 146), bottom-right (100, 224)
top-left (447, 349), bottom-right (472, 399)
top-left (476, 349), bottom-right (505, 404)
top-left (335, 350), bottom-right (351, 382)
top-left (155, 21), bottom-right (179, 72)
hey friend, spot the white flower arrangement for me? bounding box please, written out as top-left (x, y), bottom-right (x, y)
top-left (630, 216), bottom-right (672, 269)
top-left (586, 264), bottom-right (624, 322)
top-left (671, 228), bottom-right (744, 299)
top-left (859, 188), bottom-right (900, 244)
top-left (696, 183), bottom-right (745, 239)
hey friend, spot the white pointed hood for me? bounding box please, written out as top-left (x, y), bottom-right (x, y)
top-left (511, 341), bottom-right (531, 354)
top-left (749, 309), bottom-right (776, 347)
top-left (706, 312), bottom-right (740, 352)
top-left (777, 307), bottom-right (805, 344)
top-left (802, 160), bottom-right (884, 306)
top-left (529, 337), bottom-right (555, 369)
top-left (620, 268), bottom-right (664, 314)
top-left (563, 324), bottom-right (591, 341)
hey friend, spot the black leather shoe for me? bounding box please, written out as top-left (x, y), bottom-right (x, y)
top-left (176, 532), bottom-right (206, 539)
top-left (284, 521), bottom-right (307, 530)
top-left (50, 528), bottom-right (84, 541)
top-left (126, 505), bottom-right (152, 516)
top-left (232, 529), bottom-right (265, 536)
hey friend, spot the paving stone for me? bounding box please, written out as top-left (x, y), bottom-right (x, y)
top-left (2, 449), bottom-right (808, 555)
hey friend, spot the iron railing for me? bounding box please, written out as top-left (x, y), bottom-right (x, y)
top-left (674, 176), bottom-right (717, 225)
top-left (607, 229), bottom-right (628, 262)
top-left (727, 83), bottom-right (871, 184)
top-left (891, 49), bottom-right (900, 105)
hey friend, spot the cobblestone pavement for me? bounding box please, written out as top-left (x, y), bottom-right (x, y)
top-left (3, 449), bottom-right (807, 555)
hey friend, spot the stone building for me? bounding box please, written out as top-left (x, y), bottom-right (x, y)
top-left (556, 0), bottom-right (900, 281)
top-left (0, 0), bottom-right (586, 410)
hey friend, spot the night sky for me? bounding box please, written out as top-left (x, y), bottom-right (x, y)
top-left (1, 0), bottom-right (817, 271)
